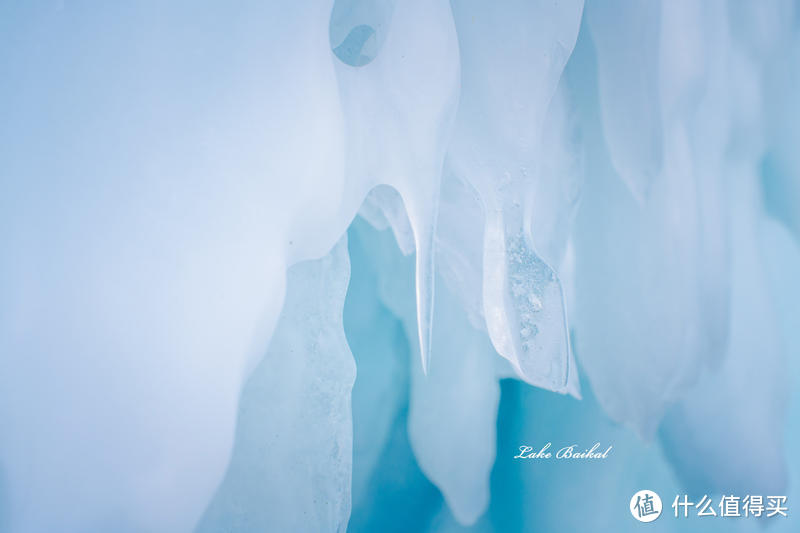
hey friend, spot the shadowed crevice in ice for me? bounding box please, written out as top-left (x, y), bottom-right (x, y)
top-left (349, 396), bottom-right (442, 533)
top-left (348, 217), bottom-right (502, 526)
top-left (344, 218), bottom-right (411, 505)
top-left (346, 221), bottom-right (440, 533)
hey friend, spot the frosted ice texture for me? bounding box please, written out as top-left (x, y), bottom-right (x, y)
top-left (658, 34), bottom-right (790, 497)
top-left (659, 164), bottom-right (788, 495)
top-left (573, 0), bottom-right (740, 438)
top-left (447, 0), bottom-right (584, 392)
top-left (585, 0), bottom-right (662, 202)
top-left (0, 0), bottom-right (798, 532)
top-left (197, 238), bottom-right (355, 533)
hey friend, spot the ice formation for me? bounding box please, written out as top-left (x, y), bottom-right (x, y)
top-left (573, 0), bottom-right (733, 437)
top-left (445, 0), bottom-right (584, 392)
top-left (199, 238), bottom-right (355, 532)
top-left (1, 1), bottom-right (799, 532)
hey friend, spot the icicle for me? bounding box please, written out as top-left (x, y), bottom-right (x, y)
top-left (330, 0), bottom-right (460, 372)
top-left (446, 0), bottom-right (584, 391)
top-left (585, 0), bottom-right (662, 202)
top-left (407, 277), bottom-right (500, 525)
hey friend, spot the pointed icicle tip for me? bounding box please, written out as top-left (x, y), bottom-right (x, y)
top-left (416, 242), bottom-right (435, 375)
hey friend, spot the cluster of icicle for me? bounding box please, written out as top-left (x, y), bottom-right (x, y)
top-left (1, 0), bottom-right (800, 531)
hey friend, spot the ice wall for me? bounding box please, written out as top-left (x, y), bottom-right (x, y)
top-left (1, 1), bottom-right (799, 532)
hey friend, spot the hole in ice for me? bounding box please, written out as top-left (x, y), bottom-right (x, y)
top-left (333, 24), bottom-right (377, 66)
top-left (329, 0), bottom-right (396, 66)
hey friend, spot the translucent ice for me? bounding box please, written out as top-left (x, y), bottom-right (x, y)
top-left (659, 165), bottom-right (788, 495)
top-left (350, 214), bottom-right (500, 526)
top-left (586, 0), bottom-right (669, 199)
top-left (658, 36), bottom-right (790, 498)
top-left (585, 0), bottom-right (662, 202)
top-left (407, 279), bottom-right (500, 526)
top-left (0, 3), bottom-right (344, 529)
top-left (343, 221), bottom-right (410, 505)
top-left (331, 0), bottom-right (460, 372)
top-left (570, 2), bottom-right (735, 436)
top-left (198, 238), bottom-right (355, 532)
top-left (2, 1), bottom-right (800, 532)
top-left (446, 0), bottom-right (584, 391)
top-left (762, 16), bottom-right (800, 247)
top-left (0, 1), bottom-right (455, 528)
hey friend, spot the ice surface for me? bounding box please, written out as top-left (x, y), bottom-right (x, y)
top-left (657, 38), bottom-right (790, 497)
top-left (659, 165), bottom-right (788, 495)
top-left (331, 0), bottom-right (460, 372)
top-left (570, 2), bottom-right (740, 437)
top-left (2, 1), bottom-right (800, 532)
top-left (572, 119), bottom-right (704, 437)
top-left (0, 3), bottom-right (342, 530)
top-left (446, 0), bottom-right (584, 391)
top-left (586, 0), bottom-right (662, 202)
top-left (683, 0), bottom-right (733, 367)
top-left (330, 0), bottom-right (396, 67)
top-left (762, 20), bottom-right (800, 247)
top-left (407, 278), bottom-right (499, 526)
top-left (198, 238), bottom-right (355, 533)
